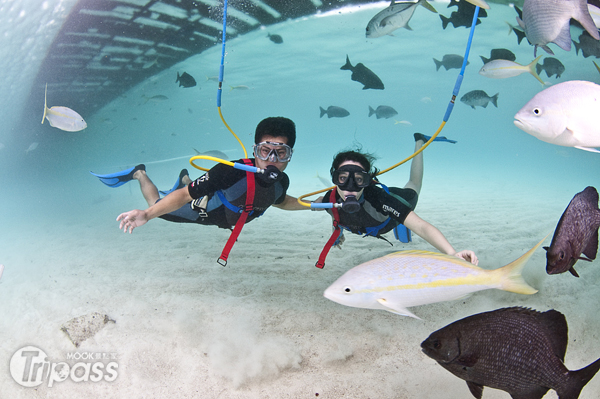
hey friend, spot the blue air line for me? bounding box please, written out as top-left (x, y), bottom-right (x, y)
top-left (297, 6), bottom-right (481, 209)
top-left (191, 0), bottom-right (252, 173)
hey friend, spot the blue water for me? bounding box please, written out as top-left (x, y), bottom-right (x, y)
top-left (1, 2), bottom-right (600, 398)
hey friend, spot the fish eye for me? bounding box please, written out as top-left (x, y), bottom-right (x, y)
top-left (343, 286), bottom-right (352, 293)
top-left (432, 340), bottom-right (441, 349)
top-left (559, 251), bottom-right (565, 260)
top-left (532, 108), bottom-right (542, 116)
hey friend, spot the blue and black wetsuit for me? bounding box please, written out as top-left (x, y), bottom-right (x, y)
top-left (324, 185), bottom-right (417, 237)
top-left (159, 159), bottom-right (289, 229)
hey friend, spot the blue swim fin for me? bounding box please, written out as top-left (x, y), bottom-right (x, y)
top-left (159, 168), bottom-right (189, 196)
top-left (90, 164), bottom-right (145, 188)
top-left (414, 132), bottom-right (457, 144)
top-left (394, 224), bottom-right (412, 243)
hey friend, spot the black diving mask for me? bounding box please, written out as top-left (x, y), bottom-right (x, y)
top-left (332, 165), bottom-right (372, 192)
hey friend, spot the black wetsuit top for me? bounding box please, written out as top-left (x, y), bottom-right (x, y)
top-left (324, 185), bottom-right (417, 237)
top-left (160, 159), bottom-right (288, 229)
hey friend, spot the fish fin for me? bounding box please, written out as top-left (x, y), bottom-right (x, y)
top-left (539, 44), bottom-right (555, 56)
top-left (582, 230), bottom-right (598, 260)
top-left (559, 357), bottom-right (600, 399)
top-left (516, 16), bottom-right (525, 30)
top-left (553, 24), bottom-right (573, 52)
top-left (376, 298), bottom-right (421, 319)
top-left (320, 106), bottom-right (327, 118)
top-left (534, 309), bottom-right (568, 361)
top-left (433, 58), bottom-right (442, 71)
top-left (566, 266), bottom-right (580, 277)
top-left (340, 55), bottom-right (352, 70)
top-left (368, 106), bottom-right (376, 117)
top-left (494, 235), bottom-right (549, 295)
top-left (527, 55), bottom-right (545, 85)
top-left (594, 61), bottom-right (600, 74)
top-left (574, 146), bottom-right (600, 153)
top-left (466, 381), bottom-right (484, 399)
top-left (457, 354), bottom-right (478, 367)
top-left (575, 4), bottom-right (600, 40)
top-left (42, 83), bottom-right (48, 124)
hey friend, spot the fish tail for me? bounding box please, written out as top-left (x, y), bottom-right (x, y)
top-left (433, 58), bottom-right (442, 71)
top-left (418, 0), bottom-right (437, 13)
top-left (340, 55), bottom-right (352, 70)
top-left (368, 106), bottom-right (376, 117)
top-left (560, 357), bottom-right (600, 399)
top-left (41, 83), bottom-right (48, 124)
top-left (490, 93), bottom-right (499, 108)
top-left (528, 55), bottom-right (545, 85)
top-left (440, 15), bottom-right (450, 30)
top-left (495, 235), bottom-right (549, 295)
top-left (573, 40), bottom-right (581, 56)
top-left (320, 107), bottom-right (327, 118)
top-left (176, 72), bottom-right (180, 83)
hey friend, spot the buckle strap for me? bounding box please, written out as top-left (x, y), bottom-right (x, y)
top-left (316, 189), bottom-right (340, 269)
top-left (218, 159), bottom-right (255, 266)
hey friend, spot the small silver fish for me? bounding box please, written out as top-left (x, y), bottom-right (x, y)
top-left (366, 0), bottom-right (437, 39)
top-left (229, 85), bottom-right (249, 90)
top-left (25, 142), bottom-right (39, 154)
top-left (479, 55), bottom-right (544, 84)
top-left (193, 148), bottom-right (229, 160)
top-left (41, 84), bottom-right (87, 132)
top-left (142, 94), bottom-right (168, 104)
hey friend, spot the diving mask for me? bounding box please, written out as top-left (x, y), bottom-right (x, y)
top-left (253, 141), bottom-right (293, 163)
top-left (332, 165), bottom-right (372, 192)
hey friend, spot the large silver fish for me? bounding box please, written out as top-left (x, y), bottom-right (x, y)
top-left (366, 0), bottom-right (437, 39)
top-left (517, 0), bottom-right (600, 56)
top-left (514, 80), bottom-right (600, 153)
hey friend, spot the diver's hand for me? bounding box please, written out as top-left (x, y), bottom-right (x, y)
top-left (117, 209), bottom-right (148, 233)
top-left (454, 250), bottom-right (478, 265)
top-left (334, 233), bottom-right (345, 249)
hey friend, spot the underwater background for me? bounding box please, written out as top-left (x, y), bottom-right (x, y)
top-left (1, 1), bottom-right (600, 398)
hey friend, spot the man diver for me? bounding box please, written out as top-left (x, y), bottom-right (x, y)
top-left (91, 117), bottom-right (307, 263)
top-left (315, 133), bottom-right (478, 268)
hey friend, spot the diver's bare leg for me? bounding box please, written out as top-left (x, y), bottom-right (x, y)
top-left (404, 137), bottom-right (424, 195)
top-left (134, 169), bottom-right (160, 206)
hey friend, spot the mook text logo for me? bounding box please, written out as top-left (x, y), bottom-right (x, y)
top-left (10, 346), bottom-right (118, 388)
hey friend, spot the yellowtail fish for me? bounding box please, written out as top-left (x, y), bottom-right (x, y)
top-left (479, 55), bottom-right (545, 85)
top-left (465, 0), bottom-right (489, 9)
top-left (324, 236), bottom-right (546, 319)
top-left (41, 84), bottom-right (87, 132)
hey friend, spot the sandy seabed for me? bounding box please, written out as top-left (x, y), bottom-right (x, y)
top-left (1, 177), bottom-right (599, 399)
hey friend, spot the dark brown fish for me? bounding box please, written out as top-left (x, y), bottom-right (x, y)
top-left (544, 186), bottom-right (600, 277)
top-left (340, 55), bottom-right (384, 90)
top-left (421, 307), bottom-right (600, 399)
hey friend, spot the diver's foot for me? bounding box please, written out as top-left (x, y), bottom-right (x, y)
top-left (133, 165), bottom-right (146, 180)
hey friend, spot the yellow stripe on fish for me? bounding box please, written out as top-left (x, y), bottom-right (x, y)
top-left (323, 236), bottom-right (547, 319)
